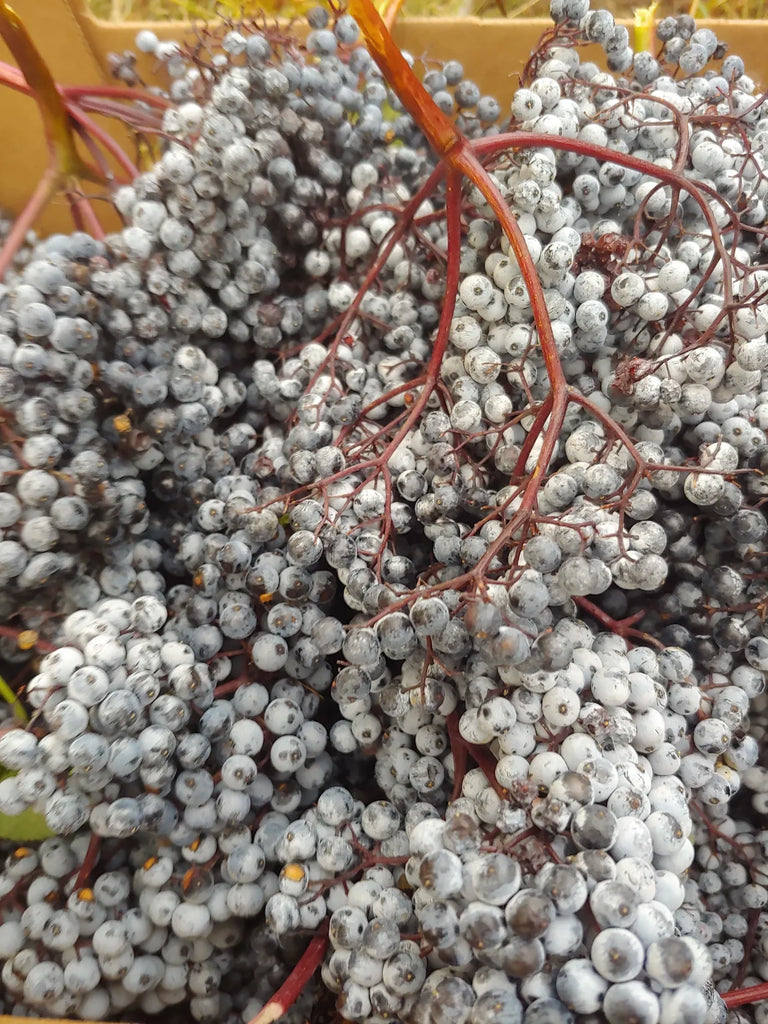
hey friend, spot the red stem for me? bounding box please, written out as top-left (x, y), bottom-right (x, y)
top-left (247, 923), bottom-right (329, 1024)
top-left (574, 596), bottom-right (655, 645)
top-left (0, 60), bottom-right (25, 91)
top-left (73, 118), bottom-right (115, 184)
top-left (465, 738), bottom-right (508, 800)
top-left (376, 168), bottom-right (464, 449)
top-left (73, 832), bottom-right (101, 890)
top-left (728, 908), bottom-right (761, 994)
top-left (446, 710), bottom-right (507, 801)
top-left (513, 392), bottom-right (553, 478)
top-left (0, 60), bottom-right (168, 110)
top-left (473, 132), bottom-right (736, 308)
top-left (0, 58), bottom-right (146, 195)
top-left (455, 145), bottom-right (563, 384)
top-left (447, 710), bottom-right (469, 803)
top-left (212, 674), bottom-right (251, 698)
top-left (723, 982), bottom-right (768, 1009)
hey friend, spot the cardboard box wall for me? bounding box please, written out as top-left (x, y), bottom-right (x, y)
top-left (0, 2), bottom-right (766, 1022)
top-left (1, 0), bottom-right (767, 234)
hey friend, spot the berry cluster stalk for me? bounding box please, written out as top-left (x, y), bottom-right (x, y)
top-left (0, 4), bottom-right (169, 277)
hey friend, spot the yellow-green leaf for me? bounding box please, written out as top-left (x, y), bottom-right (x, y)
top-left (0, 806), bottom-right (53, 841)
top-left (0, 767), bottom-right (53, 841)
top-left (0, 670), bottom-right (28, 723)
top-left (0, 3), bottom-right (98, 181)
top-left (634, 0), bottom-right (660, 53)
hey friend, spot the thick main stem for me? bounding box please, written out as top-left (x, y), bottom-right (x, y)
top-left (349, 0), bottom-right (577, 549)
top-left (0, 3), bottom-right (85, 177)
top-left (312, 0), bottom-right (743, 635)
top-left (73, 832), bottom-right (101, 890)
top-left (248, 924), bottom-right (329, 1024)
top-left (347, 0), bottom-right (461, 157)
top-left (723, 982), bottom-right (768, 1009)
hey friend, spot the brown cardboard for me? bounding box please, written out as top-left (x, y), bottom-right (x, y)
top-left (1, 1), bottom-right (767, 234)
top-left (0, 4), bottom-right (765, 1022)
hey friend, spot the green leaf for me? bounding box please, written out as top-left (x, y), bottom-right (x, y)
top-left (0, 806), bottom-right (53, 842)
top-left (0, 765), bottom-right (53, 842)
top-left (0, 669), bottom-right (28, 723)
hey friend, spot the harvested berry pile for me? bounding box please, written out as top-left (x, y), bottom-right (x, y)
top-left (0, 2), bottom-right (767, 1023)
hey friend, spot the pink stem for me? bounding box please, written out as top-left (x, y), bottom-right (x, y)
top-left (0, 60), bottom-right (27, 91)
top-left (63, 83), bottom-right (170, 109)
top-left (0, 164), bottom-right (57, 279)
top-left (73, 119), bottom-right (119, 185)
top-left (67, 101), bottom-right (139, 179)
top-left (0, 63), bottom-right (169, 111)
top-left (74, 95), bottom-right (166, 131)
top-left (0, 60), bottom-right (141, 180)
top-left (67, 191), bottom-right (105, 240)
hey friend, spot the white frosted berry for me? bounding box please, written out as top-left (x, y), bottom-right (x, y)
top-left (464, 346), bottom-right (502, 383)
top-left (684, 472), bottom-right (724, 506)
top-left (459, 274), bottom-right (494, 311)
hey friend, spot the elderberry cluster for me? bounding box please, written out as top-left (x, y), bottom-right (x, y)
top-left (0, 1), bottom-right (767, 1023)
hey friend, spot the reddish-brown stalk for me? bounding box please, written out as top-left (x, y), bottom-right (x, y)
top-left (0, 8), bottom-right (169, 278)
top-left (724, 982), bottom-right (768, 1009)
top-left (573, 597), bottom-right (658, 646)
top-left (322, 0), bottom-right (766, 618)
top-left (247, 923), bottom-right (330, 1024)
top-left (72, 832), bottom-right (101, 891)
top-left (446, 709), bottom-right (508, 802)
top-left (727, 908), bottom-right (762, 994)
